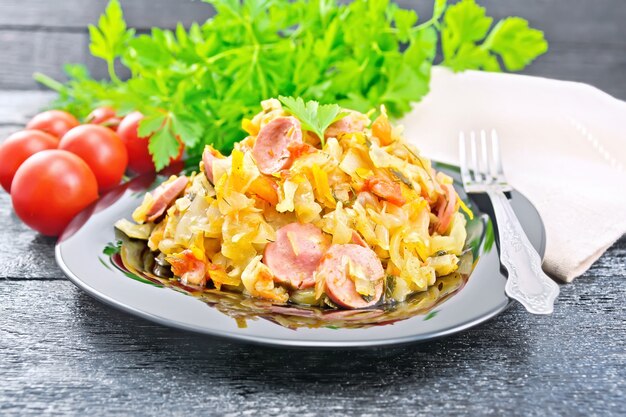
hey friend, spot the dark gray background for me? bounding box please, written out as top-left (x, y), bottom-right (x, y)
top-left (1, 1), bottom-right (625, 416)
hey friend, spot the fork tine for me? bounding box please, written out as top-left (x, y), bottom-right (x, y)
top-left (459, 129), bottom-right (512, 193)
top-left (480, 130), bottom-right (491, 183)
top-left (458, 132), bottom-right (471, 184)
top-left (469, 131), bottom-right (479, 182)
top-left (491, 129), bottom-right (504, 177)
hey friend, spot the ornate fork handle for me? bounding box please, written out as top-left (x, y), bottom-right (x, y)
top-left (487, 190), bottom-right (560, 314)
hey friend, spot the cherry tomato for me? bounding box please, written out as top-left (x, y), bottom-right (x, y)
top-left (11, 150), bottom-right (98, 236)
top-left (26, 110), bottom-right (79, 139)
top-left (117, 111), bottom-right (183, 174)
top-left (59, 124), bottom-right (128, 192)
top-left (0, 130), bottom-right (59, 193)
top-left (86, 107), bottom-right (121, 131)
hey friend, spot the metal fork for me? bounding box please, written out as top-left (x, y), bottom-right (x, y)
top-left (459, 130), bottom-right (559, 314)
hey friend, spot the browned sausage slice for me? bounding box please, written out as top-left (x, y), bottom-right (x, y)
top-left (324, 115), bottom-right (366, 139)
top-left (263, 222), bottom-right (329, 289)
top-left (252, 117), bottom-right (302, 175)
top-left (202, 146), bottom-right (223, 183)
top-left (146, 176), bottom-right (189, 222)
top-left (317, 244), bottom-right (384, 309)
top-left (435, 183), bottom-right (457, 234)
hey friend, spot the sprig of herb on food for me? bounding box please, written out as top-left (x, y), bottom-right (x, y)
top-left (279, 96), bottom-right (347, 146)
top-left (36, 0), bottom-right (548, 169)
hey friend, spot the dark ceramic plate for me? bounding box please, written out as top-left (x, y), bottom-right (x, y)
top-left (56, 163), bottom-right (545, 348)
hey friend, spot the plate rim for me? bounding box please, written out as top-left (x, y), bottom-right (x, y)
top-left (56, 248), bottom-right (513, 348)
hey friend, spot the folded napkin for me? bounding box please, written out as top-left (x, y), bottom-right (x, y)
top-left (401, 67), bottom-right (626, 282)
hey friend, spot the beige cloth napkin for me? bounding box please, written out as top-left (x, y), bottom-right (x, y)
top-left (401, 67), bottom-right (626, 282)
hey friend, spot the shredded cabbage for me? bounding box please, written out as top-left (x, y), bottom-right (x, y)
top-left (120, 100), bottom-right (468, 305)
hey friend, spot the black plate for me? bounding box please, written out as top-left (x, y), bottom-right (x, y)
top-left (55, 163), bottom-right (545, 347)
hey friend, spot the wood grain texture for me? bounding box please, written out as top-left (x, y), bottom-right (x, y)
top-left (0, 91), bottom-right (55, 125)
top-left (0, 30), bottom-right (87, 90)
top-left (0, 193), bottom-right (63, 279)
top-left (1, 0), bottom-right (626, 95)
top-left (0, 0), bottom-right (213, 30)
top-left (523, 42), bottom-right (626, 100)
top-left (0, 255), bottom-right (624, 416)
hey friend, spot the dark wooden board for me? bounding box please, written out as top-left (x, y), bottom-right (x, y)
top-left (2, 0), bottom-right (625, 43)
top-left (0, 0), bottom-right (213, 30)
top-left (0, 193), bottom-right (62, 279)
top-left (0, 30), bottom-right (86, 91)
top-left (0, 91), bottom-right (54, 125)
top-left (0, 252), bottom-right (624, 416)
top-left (1, 0), bottom-right (626, 95)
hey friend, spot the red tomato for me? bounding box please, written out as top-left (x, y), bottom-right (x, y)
top-left (86, 107), bottom-right (121, 131)
top-left (11, 150), bottom-right (98, 236)
top-left (26, 110), bottom-right (79, 138)
top-left (117, 111), bottom-right (183, 174)
top-left (0, 130), bottom-right (59, 193)
top-left (59, 124), bottom-right (128, 192)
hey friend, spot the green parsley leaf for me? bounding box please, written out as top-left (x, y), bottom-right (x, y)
top-left (441, 0), bottom-right (493, 70)
top-left (103, 240), bottom-right (122, 256)
top-left (485, 17), bottom-right (548, 71)
top-left (394, 9), bottom-right (418, 42)
top-left (148, 119), bottom-right (179, 171)
top-left (432, 0), bottom-right (447, 23)
top-left (37, 0), bottom-right (548, 167)
top-left (88, 0), bottom-right (134, 82)
top-left (441, 0), bottom-right (546, 72)
top-left (171, 113), bottom-right (203, 148)
top-left (278, 96), bottom-right (347, 146)
top-left (138, 113), bottom-right (167, 138)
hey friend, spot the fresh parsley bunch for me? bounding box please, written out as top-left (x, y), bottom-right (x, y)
top-left (35, 0), bottom-right (547, 169)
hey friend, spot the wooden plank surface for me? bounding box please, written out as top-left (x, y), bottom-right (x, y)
top-left (1, 0), bottom-right (626, 95)
top-left (1, 0), bottom-right (624, 43)
top-left (0, 0), bottom-right (213, 29)
top-left (0, 90), bottom-right (54, 125)
top-left (0, 251), bottom-right (624, 416)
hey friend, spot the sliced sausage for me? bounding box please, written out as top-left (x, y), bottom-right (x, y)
top-left (356, 191), bottom-right (380, 210)
top-left (364, 176), bottom-right (406, 206)
top-left (146, 176), bottom-right (189, 222)
top-left (317, 244), bottom-right (384, 309)
top-left (263, 222), bottom-right (329, 289)
top-left (325, 115), bottom-right (366, 139)
top-left (202, 146), bottom-right (223, 183)
top-left (435, 183), bottom-right (457, 234)
top-left (252, 117), bottom-right (302, 175)
top-left (167, 249), bottom-right (207, 287)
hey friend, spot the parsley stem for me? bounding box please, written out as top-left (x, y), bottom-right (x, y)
top-left (33, 72), bottom-right (65, 92)
top-left (107, 59), bottom-right (121, 84)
